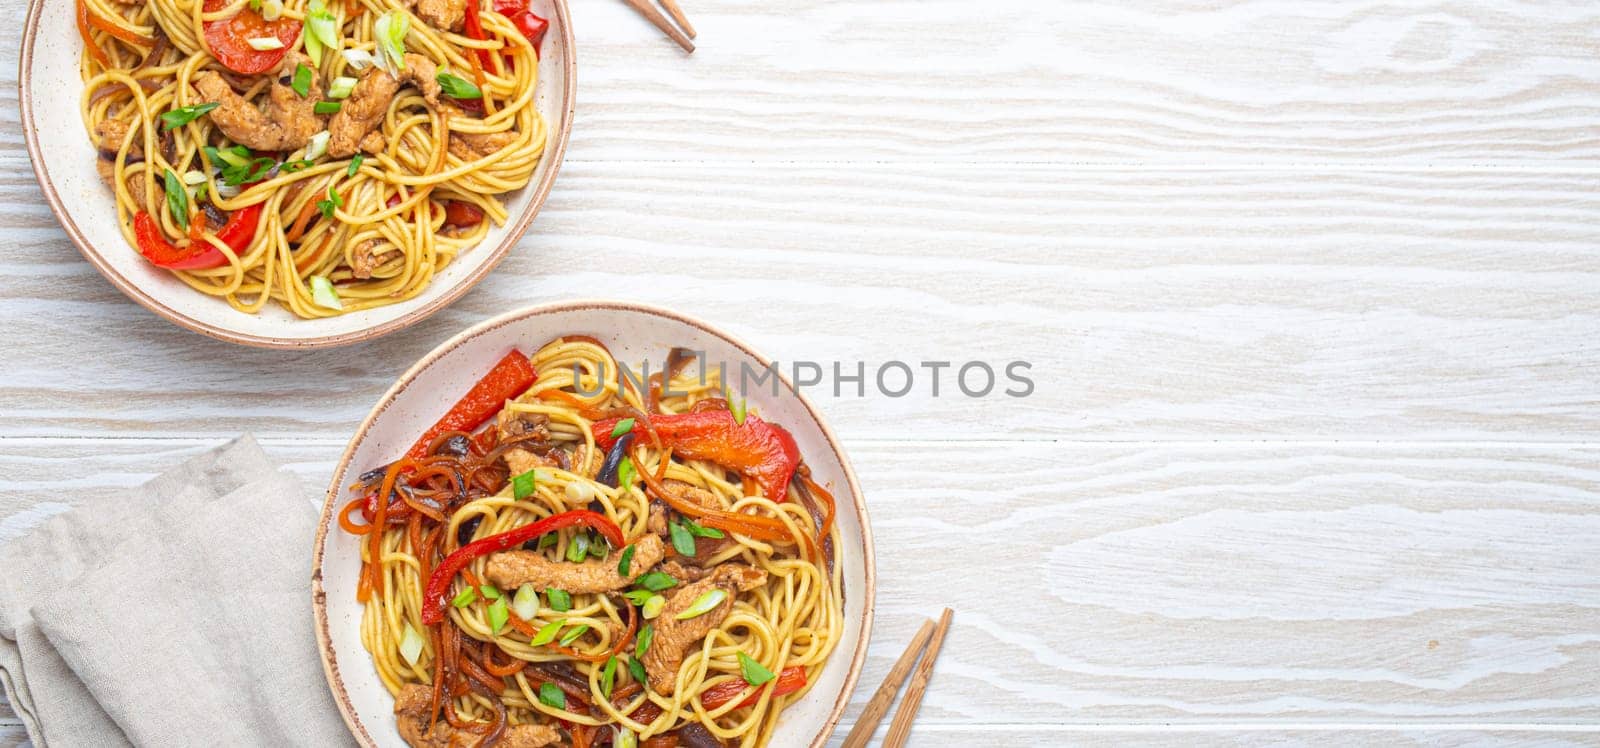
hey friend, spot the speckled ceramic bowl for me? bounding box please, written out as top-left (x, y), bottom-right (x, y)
top-left (19, 0), bottom-right (575, 348)
top-left (311, 301), bottom-right (875, 747)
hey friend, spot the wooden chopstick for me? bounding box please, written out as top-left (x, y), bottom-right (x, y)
top-left (839, 618), bottom-right (937, 748)
top-left (656, 0), bottom-right (697, 39)
top-left (618, 0), bottom-right (696, 53)
top-left (881, 608), bottom-right (954, 748)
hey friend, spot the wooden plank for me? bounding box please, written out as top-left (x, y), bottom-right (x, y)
top-left (2, 437), bottom-right (1597, 723)
top-left (2, 166), bottom-right (1598, 441)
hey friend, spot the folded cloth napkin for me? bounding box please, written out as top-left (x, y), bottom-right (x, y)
top-left (0, 436), bottom-right (356, 747)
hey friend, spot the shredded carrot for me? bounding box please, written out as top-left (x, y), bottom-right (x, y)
top-left (76, 0), bottom-right (111, 68)
top-left (85, 8), bottom-right (153, 47)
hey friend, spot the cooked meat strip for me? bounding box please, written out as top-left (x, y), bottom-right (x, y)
top-left (642, 564), bottom-right (768, 695)
top-left (328, 53), bottom-right (441, 158)
top-left (657, 557), bottom-right (712, 583)
top-left (497, 410), bottom-right (553, 476)
top-left (350, 238), bottom-right (401, 279)
top-left (485, 534), bottom-right (666, 594)
top-left (649, 482), bottom-right (735, 558)
top-left (95, 159), bottom-right (148, 208)
top-left (193, 52), bottom-right (324, 151)
top-left (443, 106), bottom-right (520, 160)
top-left (414, 0), bottom-right (467, 31)
top-left (94, 119), bottom-right (143, 161)
top-left (394, 684), bottom-right (560, 748)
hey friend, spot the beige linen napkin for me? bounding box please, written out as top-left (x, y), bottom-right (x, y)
top-left (0, 436), bottom-right (355, 747)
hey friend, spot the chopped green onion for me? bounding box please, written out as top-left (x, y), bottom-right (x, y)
top-left (341, 48), bottom-right (377, 71)
top-left (373, 10), bottom-right (409, 71)
top-left (617, 544), bottom-right (637, 577)
top-left (310, 275), bottom-right (342, 310)
top-left (451, 586), bottom-right (477, 608)
top-left (530, 618), bottom-right (564, 646)
top-left (626, 656), bottom-right (647, 684)
top-left (622, 589), bottom-right (653, 606)
top-left (480, 583), bottom-right (501, 600)
top-left (614, 728), bottom-right (638, 748)
top-left (634, 624), bottom-right (654, 658)
top-left (635, 571), bottom-right (677, 592)
top-left (249, 0), bottom-right (261, 9)
top-left (182, 170), bottom-right (207, 186)
top-left (306, 0), bottom-right (340, 54)
top-left (683, 518), bottom-right (725, 539)
top-left (512, 583), bottom-right (540, 621)
top-left (727, 386), bottom-right (748, 425)
top-left (315, 184), bottom-right (343, 220)
top-left (641, 594), bottom-right (665, 620)
top-left (547, 588), bottom-right (572, 612)
top-left (313, 100), bottom-right (341, 115)
top-left (616, 457), bottom-right (636, 489)
top-left (162, 168), bottom-right (188, 230)
top-left (327, 75), bottom-right (357, 99)
top-left (486, 597), bottom-right (509, 633)
top-left (558, 624), bottom-right (589, 646)
top-left (259, 0), bottom-right (283, 20)
top-left (669, 520), bottom-right (696, 557)
top-left (600, 656), bottom-right (617, 699)
top-left (435, 71), bottom-right (482, 100)
top-left (158, 102), bottom-right (219, 131)
top-left (538, 533), bottom-right (558, 550)
top-left (589, 537), bottom-right (610, 560)
top-left (610, 418), bottom-right (635, 438)
top-left (675, 589), bottom-right (727, 620)
top-left (304, 130), bottom-right (330, 161)
top-left (738, 652), bottom-right (775, 687)
top-left (347, 154), bottom-right (364, 177)
top-left (291, 63), bottom-right (313, 98)
top-left (399, 622), bottom-right (426, 666)
top-left (565, 480), bottom-right (595, 503)
top-left (537, 681), bottom-right (565, 709)
top-left (205, 145), bottom-right (251, 169)
top-left (279, 159), bottom-right (313, 173)
top-left (565, 533), bottom-right (589, 563)
top-left (246, 36), bottom-right (284, 51)
top-left (512, 469), bottom-right (537, 499)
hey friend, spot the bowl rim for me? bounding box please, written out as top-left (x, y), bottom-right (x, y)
top-left (17, 0), bottom-right (578, 350)
top-left (310, 299), bottom-right (877, 747)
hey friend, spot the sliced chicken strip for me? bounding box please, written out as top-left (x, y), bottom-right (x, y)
top-left (642, 564), bottom-right (768, 695)
top-left (393, 684), bottom-right (561, 748)
top-left (349, 238), bottom-right (400, 279)
top-left (193, 51), bottom-right (324, 151)
top-left (414, 0), bottom-right (467, 31)
top-left (485, 534), bottom-right (667, 594)
top-left (328, 53), bottom-right (441, 158)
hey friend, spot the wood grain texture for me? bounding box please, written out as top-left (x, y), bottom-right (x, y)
top-left (2, 437), bottom-right (1598, 729)
top-left (2, 167), bottom-right (1598, 441)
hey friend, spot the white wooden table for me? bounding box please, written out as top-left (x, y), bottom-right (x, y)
top-left (5, 0), bottom-right (1600, 745)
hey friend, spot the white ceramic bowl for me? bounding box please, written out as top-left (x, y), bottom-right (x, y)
top-left (311, 301), bottom-right (876, 747)
top-left (19, 0), bottom-right (576, 348)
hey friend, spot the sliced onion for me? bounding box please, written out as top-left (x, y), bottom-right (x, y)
top-left (511, 583), bottom-right (540, 621)
top-left (246, 36), bottom-right (285, 51)
top-left (399, 622), bottom-right (425, 666)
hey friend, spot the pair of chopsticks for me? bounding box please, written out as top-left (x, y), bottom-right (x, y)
top-left (619, 0), bottom-right (697, 53)
top-left (841, 608), bottom-right (954, 748)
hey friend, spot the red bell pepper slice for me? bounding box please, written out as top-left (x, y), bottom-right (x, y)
top-left (201, 0), bottom-right (300, 74)
top-left (133, 204), bottom-right (262, 270)
top-left (441, 200), bottom-right (485, 228)
top-left (594, 411), bottom-right (800, 502)
top-left (700, 665), bottom-right (807, 710)
top-left (407, 350), bottom-right (537, 458)
top-left (462, 0), bottom-right (494, 69)
top-left (420, 510), bottom-right (625, 624)
top-left (493, 0), bottom-right (548, 57)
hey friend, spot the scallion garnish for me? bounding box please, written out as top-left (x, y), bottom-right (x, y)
top-left (327, 75), bottom-right (357, 99)
top-left (512, 469), bottom-right (537, 499)
top-left (669, 520), bottom-right (696, 557)
top-left (451, 586), bottom-right (477, 608)
top-left (565, 532), bottom-right (589, 562)
top-left (486, 597), bottom-right (509, 633)
top-left (610, 418), bottom-right (635, 438)
top-left (315, 184), bottom-right (344, 220)
top-left (600, 656), bottom-right (617, 699)
top-left (626, 656), bottom-right (647, 684)
top-left (634, 571), bottom-right (677, 592)
top-left (737, 652), bottom-right (775, 686)
top-left (435, 71), bottom-right (482, 100)
top-left (162, 168), bottom-right (188, 230)
top-left (634, 624), bottom-right (654, 658)
top-left (530, 618), bottom-right (564, 646)
top-left (280, 159), bottom-right (313, 173)
top-left (622, 589), bottom-right (653, 606)
top-left (616, 457), bottom-right (637, 489)
top-left (512, 583), bottom-right (540, 621)
top-left (291, 63), bottom-right (313, 98)
top-left (347, 153), bottom-right (364, 177)
top-left (310, 275), bottom-right (342, 310)
top-left (373, 10), bottom-right (409, 71)
top-left (641, 594), bottom-right (665, 620)
top-left (683, 518), bottom-right (725, 540)
top-left (538, 681), bottom-right (565, 709)
top-left (158, 102), bottom-right (219, 131)
top-left (558, 624), bottom-right (589, 646)
top-left (313, 100), bottom-right (341, 115)
top-left (547, 588), bottom-right (572, 612)
top-left (674, 588), bottom-right (727, 620)
top-left (617, 544), bottom-right (637, 577)
top-left (399, 622), bottom-right (426, 666)
top-left (480, 583), bottom-right (501, 600)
